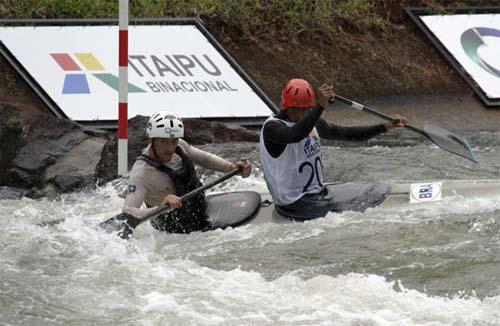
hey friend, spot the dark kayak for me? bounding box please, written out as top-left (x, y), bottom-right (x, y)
top-left (273, 182), bottom-right (389, 220)
top-left (211, 182), bottom-right (388, 225)
top-left (206, 191), bottom-right (262, 228)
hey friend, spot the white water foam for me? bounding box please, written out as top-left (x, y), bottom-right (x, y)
top-left (2, 174), bottom-right (500, 325)
top-left (136, 264), bottom-right (500, 325)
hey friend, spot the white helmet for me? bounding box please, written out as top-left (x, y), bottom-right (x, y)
top-left (146, 111), bottom-right (184, 139)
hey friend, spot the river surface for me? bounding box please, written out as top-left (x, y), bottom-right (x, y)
top-left (1, 131), bottom-right (499, 325)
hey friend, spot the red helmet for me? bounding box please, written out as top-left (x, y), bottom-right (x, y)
top-left (280, 79), bottom-right (316, 110)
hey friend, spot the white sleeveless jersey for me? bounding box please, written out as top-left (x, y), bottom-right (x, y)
top-left (259, 116), bottom-right (324, 206)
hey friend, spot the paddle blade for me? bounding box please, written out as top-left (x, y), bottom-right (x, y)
top-left (422, 124), bottom-right (477, 163)
top-left (99, 213), bottom-right (140, 239)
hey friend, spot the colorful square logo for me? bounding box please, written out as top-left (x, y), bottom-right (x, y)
top-left (50, 52), bottom-right (146, 94)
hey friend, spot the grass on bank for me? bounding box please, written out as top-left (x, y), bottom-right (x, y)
top-left (1, 0), bottom-right (499, 38)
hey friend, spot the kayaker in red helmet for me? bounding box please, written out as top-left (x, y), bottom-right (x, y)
top-left (259, 79), bottom-right (407, 219)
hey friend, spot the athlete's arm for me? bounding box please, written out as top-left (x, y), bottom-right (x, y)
top-left (263, 104), bottom-right (324, 144)
top-left (122, 184), bottom-right (157, 218)
top-left (316, 118), bottom-right (386, 141)
top-left (178, 139), bottom-right (232, 172)
top-left (121, 171), bottom-right (160, 218)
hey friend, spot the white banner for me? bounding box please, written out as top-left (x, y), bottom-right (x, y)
top-left (421, 14), bottom-right (500, 99)
top-left (0, 25), bottom-right (273, 122)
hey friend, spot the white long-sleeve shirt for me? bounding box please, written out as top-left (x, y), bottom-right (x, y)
top-left (122, 139), bottom-right (232, 218)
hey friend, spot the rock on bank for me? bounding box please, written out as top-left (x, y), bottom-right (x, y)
top-left (0, 103), bottom-right (258, 198)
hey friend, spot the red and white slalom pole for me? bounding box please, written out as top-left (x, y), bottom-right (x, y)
top-left (118, 0), bottom-right (128, 176)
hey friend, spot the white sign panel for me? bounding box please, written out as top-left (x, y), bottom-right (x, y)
top-left (410, 182), bottom-right (442, 204)
top-left (421, 14), bottom-right (500, 99)
top-left (0, 25), bottom-right (273, 122)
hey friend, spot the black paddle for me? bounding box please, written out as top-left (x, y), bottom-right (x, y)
top-left (99, 167), bottom-right (243, 239)
top-left (329, 95), bottom-right (477, 163)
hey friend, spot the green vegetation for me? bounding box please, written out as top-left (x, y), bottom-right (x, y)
top-left (1, 0), bottom-right (498, 38)
top-left (0, 0), bottom-right (386, 35)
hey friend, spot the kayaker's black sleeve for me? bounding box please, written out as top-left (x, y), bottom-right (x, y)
top-left (262, 105), bottom-right (324, 158)
top-left (316, 118), bottom-right (386, 141)
top-left (262, 105), bottom-right (386, 157)
top-left (263, 104), bottom-right (324, 144)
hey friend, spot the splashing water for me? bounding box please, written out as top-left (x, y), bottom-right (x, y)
top-left (1, 133), bottom-right (500, 325)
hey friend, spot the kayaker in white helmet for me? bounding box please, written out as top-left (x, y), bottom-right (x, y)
top-left (259, 79), bottom-right (408, 219)
top-left (122, 111), bottom-right (252, 233)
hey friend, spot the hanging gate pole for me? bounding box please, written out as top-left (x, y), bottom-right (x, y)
top-left (118, 0), bottom-right (129, 176)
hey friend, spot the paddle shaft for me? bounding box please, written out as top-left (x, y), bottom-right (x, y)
top-left (330, 95), bottom-right (427, 138)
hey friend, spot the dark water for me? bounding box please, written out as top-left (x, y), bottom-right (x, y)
top-left (1, 131), bottom-right (499, 325)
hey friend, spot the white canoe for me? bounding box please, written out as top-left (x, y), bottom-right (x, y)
top-left (92, 179), bottom-right (500, 236)
top-left (241, 179), bottom-right (500, 224)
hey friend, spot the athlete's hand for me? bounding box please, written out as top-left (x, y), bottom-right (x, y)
top-left (317, 84), bottom-right (334, 109)
top-left (384, 114), bottom-right (408, 130)
top-left (230, 160), bottom-right (252, 178)
top-left (161, 194), bottom-right (182, 208)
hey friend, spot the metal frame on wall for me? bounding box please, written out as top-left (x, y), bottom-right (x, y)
top-left (0, 18), bottom-right (278, 128)
top-left (405, 7), bottom-right (500, 107)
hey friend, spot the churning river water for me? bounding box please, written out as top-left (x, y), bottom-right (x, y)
top-left (1, 130), bottom-right (499, 325)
